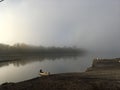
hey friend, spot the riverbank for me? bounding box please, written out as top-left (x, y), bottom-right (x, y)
top-left (0, 58), bottom-right (120, 90)
top-left (0, 72), bottom-right (120, 90)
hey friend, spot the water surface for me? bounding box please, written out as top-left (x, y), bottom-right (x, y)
top-left (0, 51), bottom-right (119, 84)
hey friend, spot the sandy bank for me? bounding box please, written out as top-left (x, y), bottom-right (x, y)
top-left (0, 73), bottom-right (120, 90)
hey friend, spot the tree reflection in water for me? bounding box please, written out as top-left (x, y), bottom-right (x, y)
top-left (0, 54), bottom-right (82, 67)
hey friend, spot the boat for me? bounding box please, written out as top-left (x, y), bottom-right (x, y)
top-left (39, 69), bottom-right (50, 76)
top-left (39, 72), bottom-right (50, 76)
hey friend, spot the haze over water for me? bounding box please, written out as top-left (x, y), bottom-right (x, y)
top-left (0, 0), bottom-right (120, 85)
top-left (0, 0), bottom-right (120, 54)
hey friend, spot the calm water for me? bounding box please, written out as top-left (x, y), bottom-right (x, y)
top-left (0, 51), bottom-right (119, 84)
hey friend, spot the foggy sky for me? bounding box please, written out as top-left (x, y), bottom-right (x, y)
top-left (0, 0), bottom-right (120, 52)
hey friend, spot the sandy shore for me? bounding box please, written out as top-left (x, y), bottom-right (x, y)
top-left (0, 72), bottom-right (120, 90)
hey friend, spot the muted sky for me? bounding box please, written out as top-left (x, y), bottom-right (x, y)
top-left (0, 0), bottom-right (120, 52)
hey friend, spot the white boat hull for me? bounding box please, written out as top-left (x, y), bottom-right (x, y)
top-left (39, 72), bottom-right (50, 76)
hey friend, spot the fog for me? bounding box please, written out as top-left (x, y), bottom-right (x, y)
top-left (0, 0), bottom-right (120, 53)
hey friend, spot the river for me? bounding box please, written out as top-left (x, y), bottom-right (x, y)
top-left (0, 51), bottom-right (119, 84)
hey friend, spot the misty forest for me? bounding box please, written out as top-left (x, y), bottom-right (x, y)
top-left (0, 43), bottom-right (83, 55)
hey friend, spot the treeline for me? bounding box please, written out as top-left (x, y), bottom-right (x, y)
top-left (0, 43), bottom-right (85, 56)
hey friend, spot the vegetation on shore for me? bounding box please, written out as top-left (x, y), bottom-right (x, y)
top-left (0, 43), bottom-right (84, 56)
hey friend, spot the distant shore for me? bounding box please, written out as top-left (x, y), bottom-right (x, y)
top-left (0, 45), bottom-right (85, 62)
top-left (0, 43), bottom-right (85, 56)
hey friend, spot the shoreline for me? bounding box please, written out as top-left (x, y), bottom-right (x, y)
top-left (0, 72), bottom-right (120, 90)
top-left (0, 58), bottom-right (120, 90)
